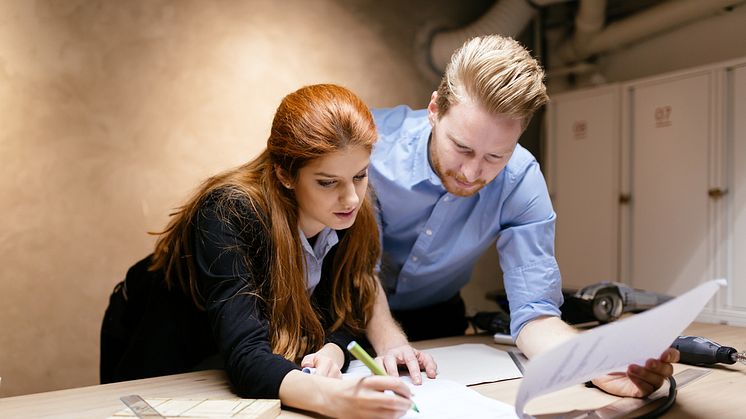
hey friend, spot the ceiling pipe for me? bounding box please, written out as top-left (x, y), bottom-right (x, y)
top-left (429, 0), bottom-right (536, 73)
top-left (567, 0), bottom-right (607, 57)
top-left (557, 0), bottom-right (746, 64)
top-left (417, 0), bottom-right (537, 83)
top-left (415, 0), bottom-right (575, 83)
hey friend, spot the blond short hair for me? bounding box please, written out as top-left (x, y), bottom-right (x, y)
top-left (435, 35), bottom-right (549, 129)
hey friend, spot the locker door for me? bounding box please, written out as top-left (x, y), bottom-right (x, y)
top-left (628, 73), bottom-right (712, 295)
top-left (731, 65), bottom-right (746, 308)
top-left (548, 86), bottom-right (620, 289)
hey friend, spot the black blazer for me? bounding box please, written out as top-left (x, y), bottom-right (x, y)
top-left (100, 190), bottom-right (358, 398)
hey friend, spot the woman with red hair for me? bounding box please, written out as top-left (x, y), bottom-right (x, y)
top-left (101, 84), bottom-right (427, 418)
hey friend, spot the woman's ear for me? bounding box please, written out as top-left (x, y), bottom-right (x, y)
top-left (274, 165), bottom-right (294, 189)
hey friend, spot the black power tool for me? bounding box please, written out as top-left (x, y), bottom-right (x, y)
top-left (671, 335), bottom-right (746, 366)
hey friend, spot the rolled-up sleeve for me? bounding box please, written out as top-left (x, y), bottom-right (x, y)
top-left (496, 163), bottom-right (564, 341)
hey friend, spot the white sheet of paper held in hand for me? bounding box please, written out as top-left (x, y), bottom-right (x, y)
top-left (515, 279), bottom-right (725, 418)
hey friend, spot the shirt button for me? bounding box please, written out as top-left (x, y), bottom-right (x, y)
top-left (425, 229), bottom-right (433, 236)
top-left (411, 256), bottom-right (418, 262)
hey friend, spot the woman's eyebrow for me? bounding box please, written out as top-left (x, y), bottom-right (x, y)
top-left (313, 171), bottom-right (338, 177)
top-left (314, 165), bottom-right (369, 178)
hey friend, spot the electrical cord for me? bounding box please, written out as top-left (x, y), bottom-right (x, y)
top-left (584, 375), bottom-right (677, 418)
top-left (633, 376), bottom-right (677, 419)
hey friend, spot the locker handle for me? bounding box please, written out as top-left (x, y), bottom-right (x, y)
top-left (708, 188), bottom-right (728, 199)
top-left (619, 194), bottom-right (631, 204)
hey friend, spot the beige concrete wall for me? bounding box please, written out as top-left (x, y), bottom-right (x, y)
top-left (0, 0), bottom-right (441, 397)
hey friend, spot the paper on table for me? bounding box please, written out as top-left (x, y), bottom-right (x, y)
top-left (342, 368), bottom-right (518, 419)
top-left (401, 377), bottom-right (518, 418)
top-left (421, 343), bottom-right (522, 385)
top-left (515, 279), bottom-right (724, 418)
top-left (344, 343), bottom-right (521, 386)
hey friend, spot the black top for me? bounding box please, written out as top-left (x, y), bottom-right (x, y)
top-left (100, 189), bottom-right (358, 398)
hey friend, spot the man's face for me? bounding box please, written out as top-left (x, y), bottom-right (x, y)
top-left (427, 92), bottom-right (522, 197)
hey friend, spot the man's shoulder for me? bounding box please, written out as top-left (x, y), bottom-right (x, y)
top-left (504, 144), bottom-right (538, 179)
top-left (371, 105), bottom-right (428, 138)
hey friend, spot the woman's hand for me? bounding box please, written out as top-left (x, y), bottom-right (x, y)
top-left (376, 344), bottom-right (437, 384)
top-left (318, 375), bottom-right (414, 419)
top-left (280, 370), bottom-right (413, 418)
top-left (301, 343), bottom-right (344, 378)
top-left (591, 348), bottom-right (680, 397)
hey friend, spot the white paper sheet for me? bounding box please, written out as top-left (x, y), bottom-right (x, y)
top-left (341, 368), bottom-right (518, 419)
top-left (514, 279), bottom-right (724, 418)
top-left (344, 343), bottom-right (521, 386)
top-left (401, 377), bottom-right (518, 419)
top-left (420, 343), bottom-right (523, 385)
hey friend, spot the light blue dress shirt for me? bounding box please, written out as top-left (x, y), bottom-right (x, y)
top-left (370, 105), bottom-right (563, 339)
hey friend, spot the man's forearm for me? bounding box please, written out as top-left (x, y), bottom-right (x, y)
top-left (515, 315), bottom-right (578, 359)
top-left (366, 278), bottom-right (408, 354)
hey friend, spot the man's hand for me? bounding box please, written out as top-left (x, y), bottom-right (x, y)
top-left (517, 316), bottom-right (680, 398)
top-left (376, 344), bottom-right (437, 384)
top-left (366, 278), bottom-right (438, 384)
top-left (591, 348), bottom-right (680, 397)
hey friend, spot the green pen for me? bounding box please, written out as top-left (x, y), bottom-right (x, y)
top-left (346, 340), bottom-right (420, 413)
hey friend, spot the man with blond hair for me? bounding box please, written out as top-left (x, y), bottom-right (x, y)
top-left (366, 34), bottom-right (679, 398)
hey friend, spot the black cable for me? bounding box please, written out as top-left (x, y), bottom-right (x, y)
top-left (633, 376), bottom-right (677, 419)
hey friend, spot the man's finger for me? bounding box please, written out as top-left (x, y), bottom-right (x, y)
top-left (418, 352), bottom-right (438, 378)
top-left (383, 355), bottom-right (400, 377)
top-left (628, 364), bottom-right (665, 391)
top-left (661, 347), bottom-right (680, 363)
top-left (404, 355), bottom-right (422, 384)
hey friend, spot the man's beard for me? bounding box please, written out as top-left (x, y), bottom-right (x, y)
top-left (441, 168), bottom-right (486, 197)
top-left (429, 136), bottom-right (487, 197)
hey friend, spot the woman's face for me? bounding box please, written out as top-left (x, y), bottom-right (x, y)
top-left (292, 145), bottom-right (370, 237)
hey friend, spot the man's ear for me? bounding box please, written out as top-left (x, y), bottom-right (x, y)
top-left (427, 91), bottom-right (439, 125)
top-left (275, 165), bottom-right (293, 189)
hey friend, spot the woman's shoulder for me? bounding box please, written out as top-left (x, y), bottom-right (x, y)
top-left (198, 185), bottom-right (267, 227)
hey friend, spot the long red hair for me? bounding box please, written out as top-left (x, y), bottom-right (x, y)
top-left (150, 84), bottom-right (380, 362)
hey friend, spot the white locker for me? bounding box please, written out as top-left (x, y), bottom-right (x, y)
top-left (730, 64), bottom-right (746, 309)
top-left (626, 72), bottom-right (713, 296)
top-left (546, 86), bottom-right (620, 289)
top-left (546, 57), bottom-right (746, 325)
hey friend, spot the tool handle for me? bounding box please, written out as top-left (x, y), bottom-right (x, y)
top-left (672, 336), bottom-right (737, 365)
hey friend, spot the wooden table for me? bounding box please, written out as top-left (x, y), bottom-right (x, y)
top-left (2, 322), bottom-right (745, 418)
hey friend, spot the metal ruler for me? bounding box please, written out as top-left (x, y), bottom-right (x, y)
top-left (120, 395), bottom-right (165, 418)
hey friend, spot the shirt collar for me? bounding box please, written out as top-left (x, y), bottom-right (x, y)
top-left (412, 128), bottom-right (444, 188)
top-left (299, 227), bottom-right (339, 261)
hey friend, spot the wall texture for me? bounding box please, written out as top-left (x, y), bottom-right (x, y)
top-left (0, 0), bottom-right (431, 397)
top-left (0, 0), bottom-right (498, 397)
